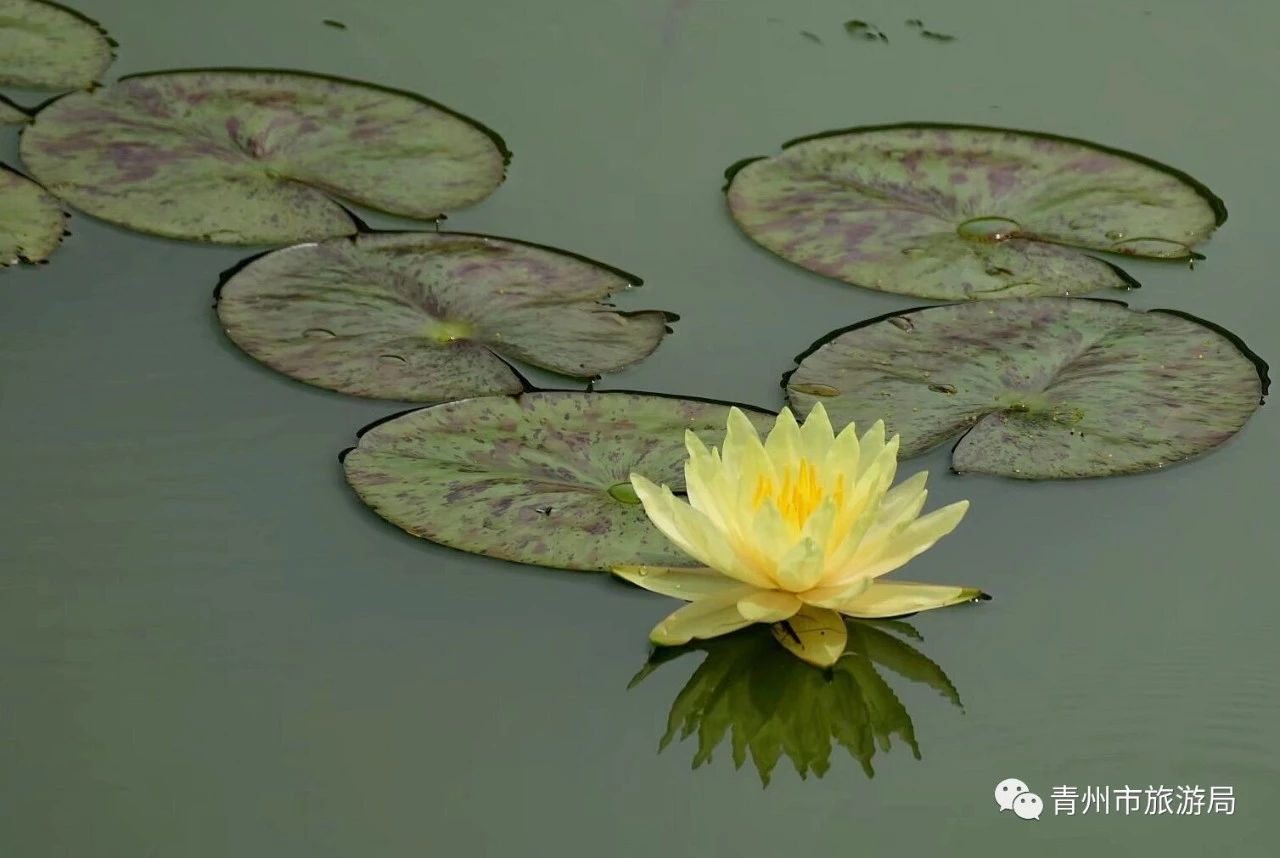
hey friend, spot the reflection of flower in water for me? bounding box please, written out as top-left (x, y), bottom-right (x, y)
top-left (628, 619), bottom-right (960, 785)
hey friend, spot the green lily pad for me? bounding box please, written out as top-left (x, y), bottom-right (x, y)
top-left (629, 620), bottom-right (958, 784)
top-left (785, 298), bottom-right (1267, 479)
top-left (726, 123), bottom-right (1224, 299)
top-left (18, 68), bottom-right (509, 245)
top-left (0, 0), bottom-right (114, 90)
top-left (1, 163), bottom-right (66, 265)
top-left (217, 232), bottom-right (673, 401)
top-left (1, 95), bottom-right (29, 124)
top-left (342, 392), bottom-right (776, 571)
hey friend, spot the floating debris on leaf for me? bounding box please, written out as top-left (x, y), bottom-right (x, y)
top-left (322, 19), bottom-right (347, 29)
top-left (921, 30), bottom-right (956, 42)
top-left (800, 30), bottom-right (822, 44)
top-left (905, 18), bottom-right (923, 28)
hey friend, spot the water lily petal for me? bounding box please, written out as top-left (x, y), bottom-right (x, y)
top-left (798, 401), bottom-right (836, 462)
top-left (830, 580), bottom-right (986, 618)
top-left (856, 499), bottom-right (970, 580)
top-left (854, 420), bottom-right (887, 480)
top-left (763, 406), bottom-right (804, 467)
top-left (612, 565), bottom-right (747, 601)
top-left (631, 474), bottom-right (773, 587)
top-left (683, 431), bottom-right (734, 529)
top-left (774, 536), bottom-right (826, 591)
top-left (722, 407), bottom-right (773, 482)
top-left (736, 589), bottom-right (803, 622)
top-left (650, 590), bottom-right (757, 645)
top-left (771, 604), bottom-right (848, 667)
top-left (821, 419), bottom-right (861, 483)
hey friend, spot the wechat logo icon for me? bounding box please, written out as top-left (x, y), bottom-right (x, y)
top-left (995, 778), bottom-right (1043, 820)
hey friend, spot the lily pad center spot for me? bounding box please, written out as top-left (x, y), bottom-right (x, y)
top-left (423, 318), bottom-right (473, 344)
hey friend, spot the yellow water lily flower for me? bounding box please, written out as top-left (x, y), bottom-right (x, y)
top-left (613, 403), bottom-right (985, 667)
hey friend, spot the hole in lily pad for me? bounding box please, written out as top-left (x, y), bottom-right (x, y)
top-left (1, 163), bottom-right (67, 266)
top-left (217, 232), bottom-right (675, 402)
top-left (725, 123), bottom-right (1224, 299)
top-left (19, 68), bottom-right (509, 244)
top-left (784, 298), bottom-right (1266, 479)
top-left (341, 391), bottom-right (776, 571)
top-left (0, 0), bottom-right (115, 91)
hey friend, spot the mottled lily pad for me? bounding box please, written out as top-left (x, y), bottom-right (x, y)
top-left (19, 69), bottom-right (509, 244)
top-left (785, 298), bottom-right (1266, 479)
top-left (0, 0), bottom-right (114, 90)
top-left (629, 620), bottom-right (959, 784)
top-left (342, 392), bottom-right (776, 571)
top-left (1, 95), bottom-right (29, 124)
top-left (726, 123), bottom-right (1224, 299)
top-left (1, 163), bottom-right (66, 265)
top-left (217, 232), bottom-right (673, 401)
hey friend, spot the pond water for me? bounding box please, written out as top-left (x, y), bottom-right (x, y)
top-left (2, 0), bottom-right (1277, 855)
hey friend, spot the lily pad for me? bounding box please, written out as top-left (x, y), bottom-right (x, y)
top-left (342, 392), bottom-right (776, 571)
top-left (19, 69), bottom-right (509, 245)
top-left (785, 298), bottom-right (1266, 478)
top-left (0, 0), bottom-right (114, 90)
top-left (217, 232), bottom-right (673, 401)
top-left (1, 163), bottom-right (66, 265)
top-left (1, 95), bottom-right (29, 124)
top-left (726, 123), bottom-right (1224, 299)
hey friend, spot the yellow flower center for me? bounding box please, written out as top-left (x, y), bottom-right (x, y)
top-left (751, 459), bottom-right (844, 530)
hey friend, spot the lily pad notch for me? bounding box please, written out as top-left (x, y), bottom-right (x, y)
top-left (725, 123), bottom-right (1225, 300)
top-left (783, 298), bottom-right (1266, 479)
top-left (19, 68), bottom-right (512, 245)
top-left (216, 231), bottom-right (676, 401)
top-left (341, 391), bottom-right (777, 571)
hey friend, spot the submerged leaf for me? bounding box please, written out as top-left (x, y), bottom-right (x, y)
top-left (786, 298), bottom-right (1266, 478)
top-left (19, 69), bottom-right (509, 244)
top-left (0, 0), bottom-right (114, 90)
top-left (217, 232), bottom-right (672, 401)
top-left (342, 392), bottom-right (777, 571)
top-left (632, 620), bottom-right (956, 784)
top-left (1, 163), bottom-right (66, 265)
top-left (726, 123), bottom-right (1224, 299)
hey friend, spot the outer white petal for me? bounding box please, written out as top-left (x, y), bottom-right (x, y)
top-left (774, 536), bottom-right (826, 592)
top-left (649, 590), bottom-right (758, 645)
top-left (854, 420), bottom-right (886, 480)
top-left (828, 580), bottom-right (986, 618)
top-left (763, 407), bottom-right (804, 469)
top-left (797, 401), bottom-right (836, 462)
top-left (736, 590), bottom-right (803, 622)
top-left (630, 474), bottom-right (773, 587)
top-left (854, 500), bottom-right (971, 581)
top-left (721, 407), bottom-right (773, 484)
top-left (612, 565), bottom-right (747, 601)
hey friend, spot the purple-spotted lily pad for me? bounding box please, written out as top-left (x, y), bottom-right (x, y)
top-left (785, 298), bottom-right (1266, 479)
top-left (0, 0), bottom-right (114, 90)
top-left (342, 392), bottom-right (776, 571)
top-left (217, 232), bottom-right (673, 401)
top-left (19, 69), bottom-right (509, 245)
top-left (726, 124), bottom-right (1224, 300)
top-left (1, 96), bottom-right (29, 124)
top-left (2, 163), bottom-right (66, 265)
